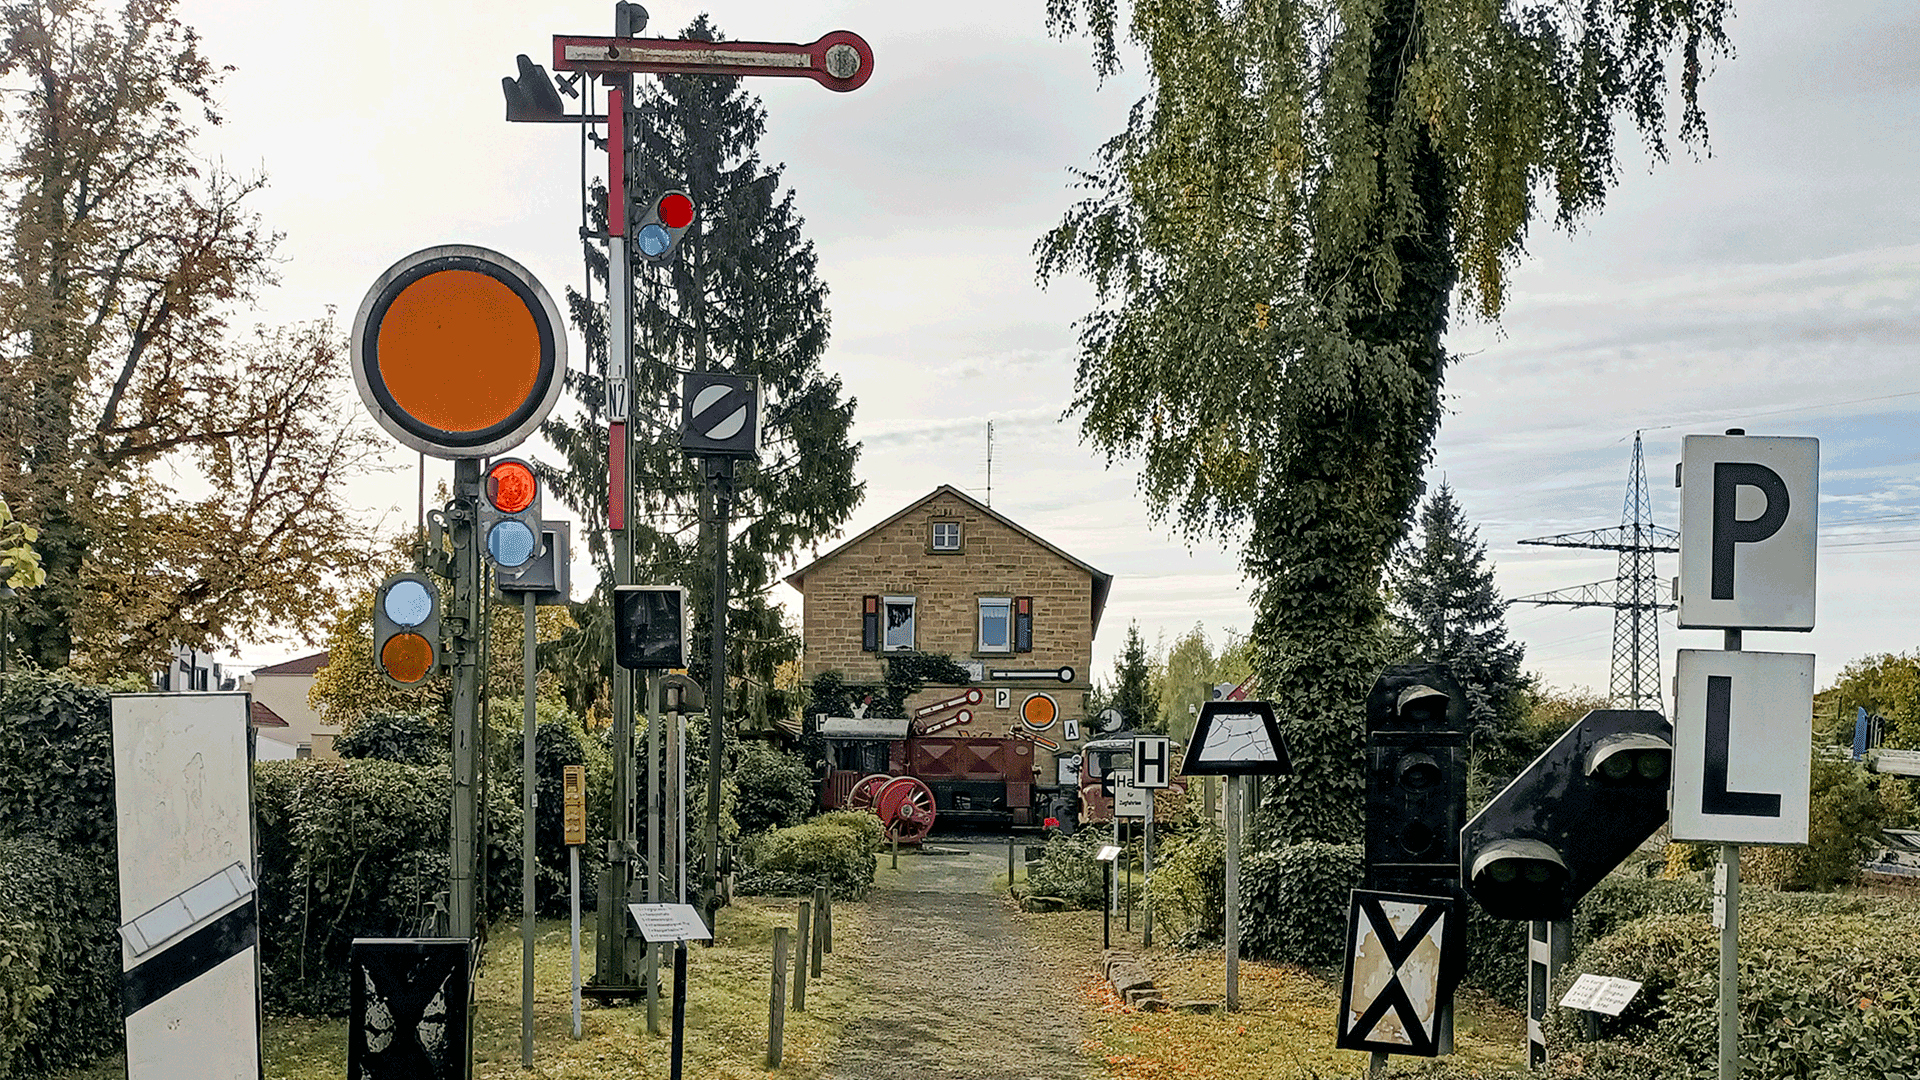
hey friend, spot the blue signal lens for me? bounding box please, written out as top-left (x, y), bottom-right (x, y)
top-left (637, 223), bottom-right (670, 257)
top-left (487, 521), bottom-right (538, 567)
top-left (383, 579), bottom-right (434, 627)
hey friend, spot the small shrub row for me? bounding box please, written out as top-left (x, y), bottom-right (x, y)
top-left (735, 813), bottom-right (879, 900)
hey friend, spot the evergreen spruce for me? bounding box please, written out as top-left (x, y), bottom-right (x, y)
top-left (1110, 622), bottom-right (1163, 734)
top-left (1386, 483), bottom-right (1529, 735)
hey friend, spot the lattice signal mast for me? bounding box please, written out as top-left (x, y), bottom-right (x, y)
top-left (1513, 433), bottom-right (1677, 711)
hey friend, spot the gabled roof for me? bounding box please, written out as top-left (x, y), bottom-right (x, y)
top-left (252, 651), bottom-right (330, 676)
top-left (784, 485), bottom-right (1114, 636)
top-left (249, 701), bottom-right (291, 728)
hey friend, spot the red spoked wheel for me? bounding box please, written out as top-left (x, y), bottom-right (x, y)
top-left (846, 773), bottom-right (893, 811)
top-left (875, 776), bottom-right (937, 845)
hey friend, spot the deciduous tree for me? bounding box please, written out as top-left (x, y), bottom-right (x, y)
top-left (0, 1), bottom-right (380, 673)
top-left (1040, 0), bottom-right (1729, 842)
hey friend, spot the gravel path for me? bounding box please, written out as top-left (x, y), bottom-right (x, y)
top-left (825, 838), bottom-right (1093, 1080)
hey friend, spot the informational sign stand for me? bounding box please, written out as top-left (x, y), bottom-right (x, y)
top-left (1675, 430), bottom-right (1819, 1080)
top-left (1133, 736), bottom-right (1170, 945)
top-left (629, 904), bottom-right (714, 1080)
top-left (111, 693), bottom-right (260, 1080)
top-left (564, 765), bottom-right (587, 1041)
top-left (1179, 700), bottom-right (1291, 1010)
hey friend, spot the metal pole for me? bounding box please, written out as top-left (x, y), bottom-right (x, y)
top-left (1125, 819), bottom-right (1132, 931)
top-left (1008, 836), bottom-right (1016, 894)
top-left (768, 926), bottom-right (789, 1067)
top-left (1103, 861), bottom-right (1111, 950)
top-left (646, 673), bottom-right (663, 1033)
top-left (669, 941), bottom-right (688, 1080)
top-left (449, 458), bottom-right (482, 945)
top-left (676, 711), bottom-right (688, 903)
top-left (1143, 792), bottom-right (1154, 946)
top-left (522, 592), bottom-right (537, 1069)
top-left (1720, 625), bottom-right (1741, 1080)
top-left (1225, 775), bottom-right (1241, 1011)
top-left (570, 846), bottom-right (582, 1040)
top-left (705, 459), bottom-right (733, 905)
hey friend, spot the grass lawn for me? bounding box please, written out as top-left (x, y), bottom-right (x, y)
top-left (52, 897), bottom-right (856, 1080)
top-left (1020, 905), bottom-right (1530, 1080)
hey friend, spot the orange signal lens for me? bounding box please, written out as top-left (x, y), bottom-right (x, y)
top-left (1022, 693), bottom-right (1058, 729)
top-left (381, 632), bottom-right (434, 684)
top-left (376, 270), bottom-right (541, 434)
top-left (488, 460), bottom-right (537, 512)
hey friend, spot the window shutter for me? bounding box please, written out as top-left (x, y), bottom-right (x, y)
top-left (862, 595), bottom-right (879, 651)
top-left (1015, 596), bottom-right (1033, 652)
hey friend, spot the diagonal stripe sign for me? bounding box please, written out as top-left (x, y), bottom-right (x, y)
top-left (1335, 889), bottom-right (1456, 1057)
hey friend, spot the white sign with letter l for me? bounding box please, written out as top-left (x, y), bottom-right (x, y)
top-left (1671, 649), bottom-right (1813, 845)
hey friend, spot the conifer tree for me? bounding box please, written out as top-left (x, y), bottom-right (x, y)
top-left (1386, 483), bottom-right (1528, 734)
top-left (540, 15), bottom-right (861, 718)
top-left (1110, 621), bottom-right (1162, 734)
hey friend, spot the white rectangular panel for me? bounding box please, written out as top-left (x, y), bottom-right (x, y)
top-left (1677, 434), bottom-right (1818, 630)
top-left (112, 692), bottom-right (260, 1080)
top-left (1672, 650), bottom-right (1813, 844)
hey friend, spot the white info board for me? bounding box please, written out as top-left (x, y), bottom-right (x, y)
top-left (112, 692), bottom-right (260, 1080)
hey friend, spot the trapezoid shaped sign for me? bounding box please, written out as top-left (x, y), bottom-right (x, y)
top-left (1180, 699), bottom-right (1291, 776)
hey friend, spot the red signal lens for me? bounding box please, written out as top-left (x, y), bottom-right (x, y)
top-left (657, 192), bottom-right (694, 230)
top-left (488, 460), bottom-right (537, 513)
top-left (382, 632), bottom-right (434, 684)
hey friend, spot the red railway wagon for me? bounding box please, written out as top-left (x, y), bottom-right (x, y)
top-left (818, 716), bottom-right (1070, 840)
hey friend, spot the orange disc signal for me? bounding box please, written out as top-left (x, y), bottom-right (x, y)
top-left (352, 245), bottom-right (567, 458)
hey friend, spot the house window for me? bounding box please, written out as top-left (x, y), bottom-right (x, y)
top-left (931, 521), bottom-right (961, 551)
top-left (979, 597), bottom-right (1012, 653)
top-left (882, 595), bottom-right (916, 651)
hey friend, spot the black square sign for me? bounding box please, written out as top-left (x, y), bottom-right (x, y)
top-left (680, 373), bottom-right (761, 459)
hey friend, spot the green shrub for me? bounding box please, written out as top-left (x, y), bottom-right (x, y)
top-left (0, 834), bottom-right (122, 1078)
top-left (809, 809), bottom-right (885, 852)
top-left (733, 742), bottom-right (819, 835)
top-left (254, 758), bottom-right (522, 1015)
top-left (1023, 829), bottom-right (1111, 909)
top-left (1239, 841), bottom-right (1362, 967)
top-left (737, 820), bottom-right (876, 900)
top-left (1146, 822), bottom-right (1227, 944)
top-left (1543, 883), bottom-right (1920, 1080)
top-left (334, 711), bottom-right (447, 765)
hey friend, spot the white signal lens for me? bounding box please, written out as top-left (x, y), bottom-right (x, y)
top-left (383, 579), bottom-right (434, 627)
top-left (487, 521), bottom-right (538, 567)
top-left (638, 223), bottom-right (670, 256)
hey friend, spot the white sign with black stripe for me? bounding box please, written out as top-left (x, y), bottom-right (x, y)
top-left (112, 693), bottom-right (261, 1080)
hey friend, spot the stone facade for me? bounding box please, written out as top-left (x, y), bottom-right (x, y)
top-left (786, 486), bottom-right (1111, 779)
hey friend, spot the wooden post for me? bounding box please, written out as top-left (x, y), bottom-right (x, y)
top-left (767, 926), bottom-right (789, 1068)
top-left (811, 886), bottom-right (827, 978)
top-left (821, 886), bottom-right (833, 954)
top-left (793, 901), bottom-right (811, 1012)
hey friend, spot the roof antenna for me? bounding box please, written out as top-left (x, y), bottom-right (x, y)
top-left (985, 420), bottom-right (994, 508)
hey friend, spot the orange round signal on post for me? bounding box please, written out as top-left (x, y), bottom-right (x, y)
top-left (487, 459), bottom-right (538, 512)
top-left (381, 632), bottom-right (435, 684)
top-left (352, 246), bottom-right (566, 459)
top-left (377, 270), bottom-right (540, 433)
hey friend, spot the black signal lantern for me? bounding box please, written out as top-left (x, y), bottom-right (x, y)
top-left (613, 585), bottom-right (688, 670)
top-left (373, 572), bottom-right (442, 687)
top-left (1461, 709), bottom-right (1674, 921)
top-left (635, 191), bottom-right (695, 260)
top-left (1363, 665), bottom-right (1468, 894)
top-left (480, 458), bottom-right (543, 569)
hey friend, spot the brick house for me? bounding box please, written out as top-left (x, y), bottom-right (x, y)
top-left (784, 485), bottom-right (1112, 788)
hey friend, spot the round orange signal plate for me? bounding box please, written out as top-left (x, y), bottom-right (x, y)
top-left (1021, 693), bottom-right (1058, 731)
top-left (381, 632), bottom-right (435, 684)
top-left (352, 246), bottom-right (566, 459)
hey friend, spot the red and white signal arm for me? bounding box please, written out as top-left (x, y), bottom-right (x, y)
top-left (1677, 434), bottom-right (1818, 630)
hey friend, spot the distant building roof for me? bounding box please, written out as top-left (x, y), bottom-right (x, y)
top-left (250, 701), bottom-right (291, 728)
top-left (784, 485), bottom-right (1114, 636)
top-left (252, 651), bottom-right (330, 676)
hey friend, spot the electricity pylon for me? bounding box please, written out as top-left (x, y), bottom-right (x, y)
top-left (1513, 433), bottom-right (1677, 712)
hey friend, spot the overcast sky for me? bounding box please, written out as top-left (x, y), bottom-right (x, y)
top-left (176, 0), bottom-right (1920, 704)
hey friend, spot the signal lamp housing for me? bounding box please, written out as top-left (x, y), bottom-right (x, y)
top-left (373, 572), bottom-right (442, 687)
top-left (479, 457), bottom-right (544, 569)
top-left (636, 191), bottom-right (695, 260)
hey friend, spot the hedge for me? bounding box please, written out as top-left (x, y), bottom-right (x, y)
top-left (254, 758), bottom-right (523, 1016)
top-left (736, 814), bottom-right (879, 900)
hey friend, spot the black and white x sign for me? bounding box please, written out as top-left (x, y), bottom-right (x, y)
top-left (1335, 889), bottom-right (1456, 1057)
top-left (679, 372), bottom-right (761, 459)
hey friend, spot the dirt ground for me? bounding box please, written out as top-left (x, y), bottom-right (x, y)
top-left (826, 837), bottom-right (1093, 1080)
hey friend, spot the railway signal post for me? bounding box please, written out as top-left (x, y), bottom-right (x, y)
top-left (505, 6), bottom-right (874, 993)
